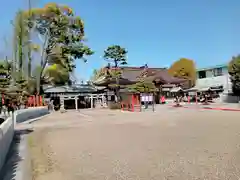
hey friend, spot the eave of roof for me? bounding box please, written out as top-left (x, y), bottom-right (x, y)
top-left (197, 64), bottom-right (228, 72)
top-left (44, 84), bottom-right (98, 93)
top-left (93, 66), bottom-right (186, 86)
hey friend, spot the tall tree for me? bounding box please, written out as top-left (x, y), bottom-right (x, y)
top-left (13, 10), bottom-right (29, 80)
top-left (0, 60), bottom-right (11, 92)
top-left (228, 55), bottom-right (240, 96)
top-left (103, 45), bottom-right (127, 68)
top-left (0, 59), bottom-right (28, 104)
top-left (25, 3), bottom-right (93, 93)
top-left (12, 9), bottom-right (39, 82)
top-left (103, 45), bottom-right (127, 101)
top-left (168, 58), bottom-right (196, 88)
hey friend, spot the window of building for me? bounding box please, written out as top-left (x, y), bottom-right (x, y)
top-left (213, 68), bottom-right (223, 77)
top-left (198, 71), bottom-right (206, 79)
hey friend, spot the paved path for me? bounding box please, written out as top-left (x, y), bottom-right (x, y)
top-left (166, 101), bottom-right (240, 110)
top-left (28, 109), bottom-right (240, 180)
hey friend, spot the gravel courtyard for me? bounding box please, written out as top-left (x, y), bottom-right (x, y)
top-left (28, 108), bottom-right (240, 180)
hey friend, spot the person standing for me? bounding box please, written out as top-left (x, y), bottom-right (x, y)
top-left (50, 100), bottom-right (54, 112)
top-left (2, 104), bottom-right (6, 115)
top-left (7, 103), bottom-right (12, 116)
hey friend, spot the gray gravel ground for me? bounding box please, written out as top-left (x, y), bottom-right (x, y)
top-left (28, 108), bottom-right (240, 180)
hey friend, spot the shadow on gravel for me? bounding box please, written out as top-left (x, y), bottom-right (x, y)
top-left (0, 129), bottom-right (33, 180)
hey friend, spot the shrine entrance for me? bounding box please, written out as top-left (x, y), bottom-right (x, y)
top-left (59, 93), bottom-right (106, 110)
top-left (50, 96), bottom-right (61, 110)
top-left (44, 84), bottom-right (107, 111)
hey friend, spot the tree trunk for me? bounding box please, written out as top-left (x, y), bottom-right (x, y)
top-left (115, 78), bottom-right (120, 102)
top-left (28, 56), bottom-right (31, 79)
top-left (36, 34), bottom-right (49, 94)
top-left (27, 35), bottom-right (32, 79)
top-left (18, 40), bottom-right (23, 80)
top-left (114, 60), bottom-right (119, 102)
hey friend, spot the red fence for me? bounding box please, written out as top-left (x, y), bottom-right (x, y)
top-left (27, 95), bottom-right (45, 107)
top-left (121, 94), bottom-right (141, 112)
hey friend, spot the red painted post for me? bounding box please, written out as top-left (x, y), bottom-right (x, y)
top-left (37, 95), bottom-right (40, 106)
top-left (162, 96), bottom-right (165, 104)
top-left (188, 96), bottom-right (190, 104)
top-left (31, 96), bottom-right (34, 107)
top-left (32, 96), bottom-right (35, 107)
top-left (34, 95), bottom-right (36, 107)
top-left (131, 95), bottom-right (135, 112)
top-left (2, 93), bottom-right (4, 105)
top-left (39, 96), bottom-right (42, 106)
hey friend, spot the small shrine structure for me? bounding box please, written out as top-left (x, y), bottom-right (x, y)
top-left (43, 84), bottom-right (106, 110)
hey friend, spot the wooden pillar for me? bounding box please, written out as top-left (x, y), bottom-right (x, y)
top-left (195, 92), bottom-right (198, 104)
top-left (152, 93), bottom-right (155, 112)
top-left (60, 95), bottom-right (65, 110)
top-left (59, 95), bottom-right (66, 113)
top-left (75, 96), bottom-right (78, 110)
top-left (91, 94), bottom-right (93, 109)
top-left (62, 97), bottom-right (65, 108)
top-left (101, 94), bottom-right (104, 106)
top-left (131, 94), bottom-right (134, 112)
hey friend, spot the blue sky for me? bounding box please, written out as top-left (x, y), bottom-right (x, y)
top-left (0, 0), bottom-right (240, 81)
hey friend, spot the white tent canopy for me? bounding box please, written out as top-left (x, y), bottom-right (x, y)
top-left (185, 84), bottom-right (223, 92)
top-left (170, 87), bottom-right (182, 93)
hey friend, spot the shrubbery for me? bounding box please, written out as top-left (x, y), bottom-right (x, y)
top-left (108, 102), bottom-right (121, 110)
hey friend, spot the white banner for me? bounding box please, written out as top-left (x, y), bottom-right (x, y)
top-left (141, 95), bottom-right (153, 102)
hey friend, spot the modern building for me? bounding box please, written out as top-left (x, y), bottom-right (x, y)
top-left (195, 64), bottom-right (231, 92)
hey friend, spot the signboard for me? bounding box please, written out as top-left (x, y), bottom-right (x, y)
top-left (141, 94), bottom-right (153, 102)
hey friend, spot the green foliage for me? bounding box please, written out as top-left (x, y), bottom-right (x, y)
top-left (45, 64), bottom-right (70, 85)
top-left (28, 3), bottom-right (93, 69)
top-left (13, 10), bottom-right (41, 80)
top-left (25, 77), bottom-right (45, 95)
top-left (105, 69), bottom-right (123, 91)
top-left (168, 58), bottom-right (196, 87)
top-left (228, 55), bottom-right (240, 95)
top-left (128, 79), bottom-right (157, 93)
top-left (91, 67), bottom-right (123, 87)
top-left (13, 8), bottom-right (43, 80)
top-left (0, 60), bottom-right (30, 104)
top-left (13, 10), bottom-right (29, 79)
top-left (106, 69), bottom-right (122, 79)
top-left (24, 3), bottom-right (94, 91)
top-left (0, 60), bottom-right (11, 91)
top-left (103, 45), bottom-right (127, 67)
top-left (108, 102), bottom-right (121, 110)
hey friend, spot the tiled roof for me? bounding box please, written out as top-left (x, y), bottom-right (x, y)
top-left (121, 69), bottom-right (142, 81)
top-left (121, 66), bottom-right (166, 81)
top-left (44, 84), bottom-right (98, 93)
top-left (93, 66), bottom-right (186, 85)
top-left (152, 70), bottom-right (187, 84)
